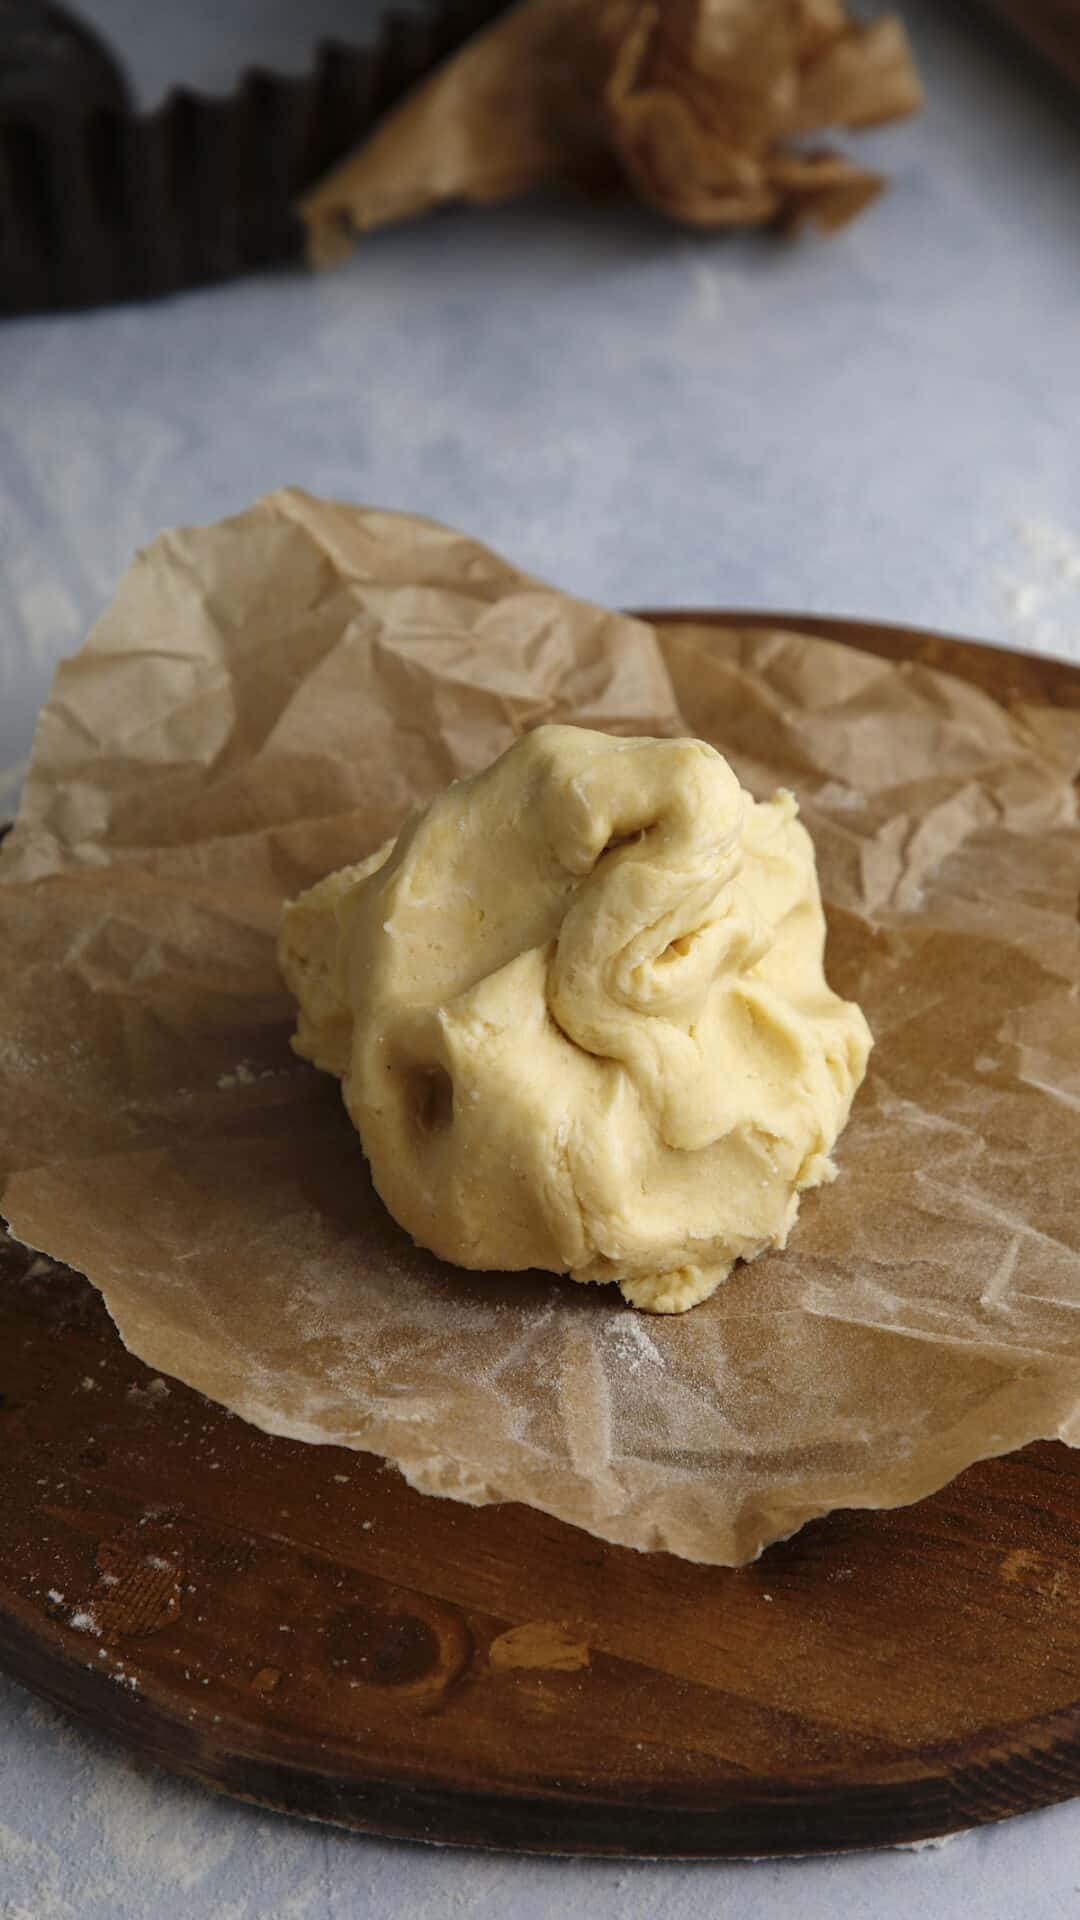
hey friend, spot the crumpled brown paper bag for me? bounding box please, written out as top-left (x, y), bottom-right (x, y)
top-left (2, 488), bottom-right (1079, 1565)
top-left (300, 0), bottom-right (922, 266)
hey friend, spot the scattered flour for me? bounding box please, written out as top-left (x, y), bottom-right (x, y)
top-left (996, 520), bottom-right (1080, 660)
top-left (81, 1753), bottom-right (238, 1893)
top-left (893, 1831), bottom-right (965, 1851)
top-left (217, 1061), bottom-right (257, 1090)
top-left (814, 780), bottom-right (861, 812)
top-left (605, 1313), bottom-right (666, 1374)
top-left (1019, 519), bottom-right (1080, 580)
top-left (23, 1700), bottom-right (83, 1751)
top-left (216, 1061), bottom-right (293, 1091)
top-left (126, 1377), bottom-right (170, 1406)
top-left (0, 1822), bottom-right (35, 1863)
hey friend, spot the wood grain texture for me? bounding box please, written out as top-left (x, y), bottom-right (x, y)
top-left (2, 614), bottom-right (1079, 1859)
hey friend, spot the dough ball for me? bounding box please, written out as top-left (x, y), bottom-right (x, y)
top-left (280, 725), bottom-right (871, 1312)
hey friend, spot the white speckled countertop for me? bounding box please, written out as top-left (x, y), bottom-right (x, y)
top-left (2, 3), bottom-right (1080, 1914)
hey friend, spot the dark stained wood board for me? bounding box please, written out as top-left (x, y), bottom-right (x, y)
top-left (2, 612), bottom-right (1080, 1860)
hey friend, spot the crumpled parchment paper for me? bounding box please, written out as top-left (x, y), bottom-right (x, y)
top-left (299, 0), bottom-right (923, 266)
top-left (2, 488), bottom-right (1078, 1565)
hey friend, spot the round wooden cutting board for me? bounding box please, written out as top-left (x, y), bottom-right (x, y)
top-left (2, 614), bottom-right (1079, 1859)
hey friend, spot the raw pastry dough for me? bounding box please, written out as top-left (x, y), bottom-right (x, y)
top-left (280, 726), bottom-right (871, 1312)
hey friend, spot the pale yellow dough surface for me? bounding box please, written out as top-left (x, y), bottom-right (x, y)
top-left (280, 726), bottom-right (871, 1312)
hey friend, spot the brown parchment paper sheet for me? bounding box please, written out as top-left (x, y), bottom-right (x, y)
top-left (299, 0), bottom-right (922, 267)
top-left (2, 489), bottom-right (1079, 1565)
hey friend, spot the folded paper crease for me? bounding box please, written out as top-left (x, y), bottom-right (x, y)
top-left (1, 489), bottom-right (1078, 1565)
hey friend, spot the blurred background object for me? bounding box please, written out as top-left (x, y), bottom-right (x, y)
top-left (0, 1), bottom-right (129, 120)
top-left (971, 0), bottom-right (1080, 93)
top-left (0, 0), bottom-right (510, 312)
top-left (4, 0), bottom-right (1076, 316)
top-left (297, 0), bottom-right (922, 268)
